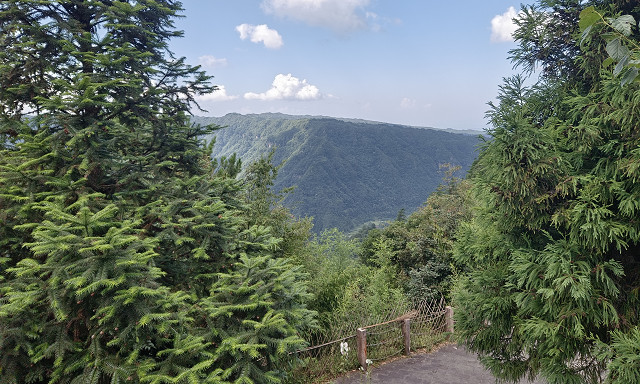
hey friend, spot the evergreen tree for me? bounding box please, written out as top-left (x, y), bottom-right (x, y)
top-left (453, 1), bottom-right (640, 383)
top-left (0, 2), bottom-right (314, 383)
top-left (241, 150), bottom-right (313, 260)
top-left (203, 227), bottom-right (316, 383)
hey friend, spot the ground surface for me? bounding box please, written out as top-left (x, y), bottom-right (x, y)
top-left (333, 344), bottom-right (547, 384)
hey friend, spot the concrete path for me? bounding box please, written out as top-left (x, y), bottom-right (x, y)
top-left (333, 344), bottom-right (547, 384)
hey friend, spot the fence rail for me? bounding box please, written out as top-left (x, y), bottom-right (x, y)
top-left (355, 304), bottom-right (453, 371)
top-left (287, 298), bottom-right (453, 381)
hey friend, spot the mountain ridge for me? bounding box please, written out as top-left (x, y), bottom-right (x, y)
top-left (210, 112), bottom-right (484, 135)
top-left (194, 113), bottom-right (481, 232)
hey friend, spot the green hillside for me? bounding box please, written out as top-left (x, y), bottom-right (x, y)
top-left (195, 113), bottom-right (481, 232)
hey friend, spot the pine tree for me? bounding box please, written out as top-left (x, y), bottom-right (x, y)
top-left (0, 2), bottom-right (315, 383)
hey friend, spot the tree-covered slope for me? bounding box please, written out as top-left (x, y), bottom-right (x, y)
top-left (195, 113), bottom-right (481, 232)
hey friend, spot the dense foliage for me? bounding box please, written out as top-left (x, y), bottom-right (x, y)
top-left (195, 114), bottom-right (480, 233)
top-left (291, 229), bottom-right (406, 323)
top-left (12, 1), bottom-right (640, 383)
top-left (453, 1), bottom-right (640, 383)
top-left (0, 2), bottom-right (315, 383)
top-left (360, 167), bottom-right (471, 303)
top-left (0, 2), bottom-right (478, 383)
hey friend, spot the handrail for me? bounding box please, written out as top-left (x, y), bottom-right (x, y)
top-left (288, 334), bottom-right (356, 355)
top-left (359, 310), bottom-right (418, 330)
top-left (287, 300), bottom-right (453, 375)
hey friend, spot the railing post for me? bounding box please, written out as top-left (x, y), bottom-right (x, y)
top-left (445, 306), bottom-right (454, 339)
top-left (401, 318), bottom-right (411, 355)
top-left (356, 328), bottom-right (367, 371)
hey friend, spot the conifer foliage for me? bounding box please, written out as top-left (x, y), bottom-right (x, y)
top-left (0, 1), bottom-right (314, 383)
top-left (453, 1), bottom-right (640, 383)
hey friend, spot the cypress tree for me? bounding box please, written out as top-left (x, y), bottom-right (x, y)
top-left (453, 1), bottom-right (640, 383)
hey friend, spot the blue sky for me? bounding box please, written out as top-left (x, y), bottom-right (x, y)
top-left (171, 1), bottom-right (523, 130)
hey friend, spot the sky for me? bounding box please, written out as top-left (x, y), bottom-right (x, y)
top-left (170, 1), bottom-right (524, 131)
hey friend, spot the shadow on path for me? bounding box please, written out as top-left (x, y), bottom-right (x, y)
top-left (333, 344), bottom-right (547, 384)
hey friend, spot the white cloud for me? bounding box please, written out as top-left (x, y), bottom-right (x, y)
top-left (197, 85), bottom-right (238, 102)
top-left (236, 23), bottom-right (283, 49)
top-left (400, 97), bottom-right (416, 109)
top-left (491, 6), bottom-right (519, 43)
top-left (245, 73), bottom-right (321, 101)
top-left (261, 0), bottom-right (371, 32)
top-left (198, 55), bottom-right (228, 68)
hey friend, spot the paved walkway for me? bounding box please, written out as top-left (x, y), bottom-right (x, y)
top-left (334, 344), bottom-right (547, 384)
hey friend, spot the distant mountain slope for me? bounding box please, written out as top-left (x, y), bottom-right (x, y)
top-left (194, 113), bottom-right (481, 232)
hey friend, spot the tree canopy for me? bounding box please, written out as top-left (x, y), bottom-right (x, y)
top-left (0, 2), bottom-right (315, 383)
top-left (453, 1), bottom-right (640, 383)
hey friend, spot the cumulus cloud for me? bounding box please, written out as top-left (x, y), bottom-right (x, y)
top-left (236, 23), bottom-right (283, 49)
top-left (197, 85), bottom-right (238, 102)
top-left (261, 0), bottom-right (371, 32)
top-left (491, 6), bottom-right (519, 42)
top-left (244, 73), bottom-right (321, 101)
top-left (198, 55), bottom-right (228, 68)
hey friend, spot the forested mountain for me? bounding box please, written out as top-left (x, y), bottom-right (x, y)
top-left (194, 113), bottom-right (481, 232)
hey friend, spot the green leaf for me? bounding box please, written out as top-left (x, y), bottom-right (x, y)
top-left (603, 57), bottom-right (615, 68)
top-left (580, 25), bottom-right (593, 45)
top-left (579, 6), bottom-right (600, 31)
top-left (620, 67), bottom-right (639, 87)
top-left (606, 38), bottom-right (630, 61)
top-left (609, 15), bottom-right (636, 37)
top-left (613, 53), bottom-right (630, 76)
